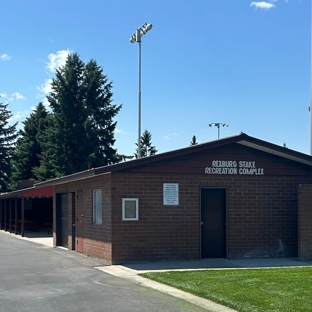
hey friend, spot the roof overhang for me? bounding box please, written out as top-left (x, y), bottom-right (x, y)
top-left (22, 185), bottom-right (53, 198)
top-left (2, 133), bottom-right (312, 199)
top-left (237, 139), bottom-right (312, 167)
top-left (0, 186), bottom-right (54, 199)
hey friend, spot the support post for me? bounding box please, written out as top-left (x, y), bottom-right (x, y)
top-left (9, 199), bottom-right (12, 233)
top-left (4, 199), bottom-right (7, 231)
top-left (21, 197), bottom-right (25, 237)
top-left (14, 198), bottom-right (18, 235)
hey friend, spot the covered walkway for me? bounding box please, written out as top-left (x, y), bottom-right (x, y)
top-left (0, 185), bottom-right (53, 238)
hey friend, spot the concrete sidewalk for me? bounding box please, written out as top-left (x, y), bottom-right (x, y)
top-left (96, 264), bottom-right (238, 312)
top-left (3, 229), bottom-right (54, 247)
top-left (109, 257), bottom-right (312, 272)
top-left (6, 229), bottom-right (312, 271)
top-left (96, 257), bottom-right (312, 312)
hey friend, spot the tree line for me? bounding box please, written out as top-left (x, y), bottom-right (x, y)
top-left (0, 52), bottom-right (199, 193)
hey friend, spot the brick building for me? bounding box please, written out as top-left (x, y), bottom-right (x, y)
top-left (1, 133), bottom-right (312, 263)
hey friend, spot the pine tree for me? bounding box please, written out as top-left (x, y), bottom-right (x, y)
top-left (190, 135), bottom-right (198, 146)
top-left (0, 101), bottom-right (18, 192)
top-left (47, 53), bottom-right (122, 176)
top-left (32, 113), bottom-right (58, 181)
top-left (47, 53), bottom-right (86, 176)
top-left (83, 59), bottom-right (122, 167)
top-left (10, 103), bottom-right (50, 189)
top-left (135, 130), bottom-right (157, 158)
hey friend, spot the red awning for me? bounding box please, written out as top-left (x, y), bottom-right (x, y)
top-left (22, 186), bottom-right (53, 197)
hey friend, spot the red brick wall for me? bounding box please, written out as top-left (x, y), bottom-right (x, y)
top-left (228, 176), bottom-right (301, 259)
top-left (110, 173), bottom-right (312, 263)
top-left (51, 142), bottom-right (312, 264)
top-left (298, 184), bottom-right (312, 260)
top-left (111, 173), bottom-right (200, 263)
top-left (54, 174), bottom-right (112, 263)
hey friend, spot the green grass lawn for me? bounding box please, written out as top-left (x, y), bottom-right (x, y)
top-left (141, 267), bottom-right (312, 312)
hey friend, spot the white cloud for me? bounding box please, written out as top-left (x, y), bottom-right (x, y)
top-left (38, 78), bottom-right (53, 95)
top-left (46, 49), bottom-right (71, 73)
top-left (37, 50), bottom-right (72, 105)
top-left (250, 2), bottom-right (276, 9)
top-left (115, 128), bottom-right (129, 134)
top-left (0, 92), bottom-right (26, 102)
top-left (9, 110), bottom-right (29, 122)
top-left (163, 132), bottom-right (179, 140)
top-left (12, 92), bottom-right (26, 100)
top-left (0, 54), bottom-right (11, 61)
top-left (37, 78), bottom-right (53, 106)
top-left (0, 93), bottom-right (8, 104)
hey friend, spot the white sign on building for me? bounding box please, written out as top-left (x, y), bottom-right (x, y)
top-left (163, 183), bottom-right (179, 205)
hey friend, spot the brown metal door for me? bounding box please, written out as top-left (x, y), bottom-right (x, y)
top-left (71, 193), bottom-right (76, 250)
top-left (201, 188), bottom-right (226, 258)
top-left (76, 190), bottom-right (83, 253)
top-left (61, 194), bottom-right (68, 248)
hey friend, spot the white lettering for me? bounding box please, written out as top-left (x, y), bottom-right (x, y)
top-left (239, 161), bottom-right (256, 168)
top-left (204, 167), bottom-right (238, 175)
top-left (212, 160), bottom-right (237, 168)
top-left (239, 168), bottom-right (265, 175)
top-left (205, 160), bottom-right (264, 175)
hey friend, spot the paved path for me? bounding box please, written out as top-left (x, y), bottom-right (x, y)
top-left (4, 230), bottom-right (312, 312)
top-left (0, 231), bottom-right (212, 312)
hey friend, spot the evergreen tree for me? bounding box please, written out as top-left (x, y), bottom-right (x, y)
top-left (10, 103), bottom-right (50, 189)
top-left (190, 135), bottom-right (198, 146)
top-left (32, 113), bottom-right (58, 182)
top-left (83, 59), bottom-right (122, 167)
top-left (135, 130), bottom-right (157, 158)
top-left (0, 101), bottom-right (18, 192)
top-left (47, 53), bottom-right (122, 176)
top-left (47, 53), bottom-right (86, 176)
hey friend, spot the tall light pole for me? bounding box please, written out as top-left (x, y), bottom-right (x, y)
top-left (209, 123), bottom-right (229, 139)
top-left (130, 23), bottom-right (153, 159)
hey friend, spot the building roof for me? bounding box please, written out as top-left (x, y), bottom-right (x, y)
top-left (1, 133), bottom-right (312, 198)
top-left (94, 132), bottom-right (312, 173)
top-left (0, 185), bottom-right (53, 199)
top-left (35, 133), bottom-right (312, 186)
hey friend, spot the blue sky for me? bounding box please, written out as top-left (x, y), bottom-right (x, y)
top-left (1, 0), bottom-right (311, 157)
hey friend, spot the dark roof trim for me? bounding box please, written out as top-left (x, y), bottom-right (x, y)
top-left (94, 134), bottom-right (242, 174)
top-left (0, 185), bottom-right (53, 199)
top-left (236, 134), bottom-right (312, 166)
top-left (22, 185), bottom-right (53, 198)
top-left (2, 133), bottom-right (311, 198)
top-left (0, 170), bottom-right (96, 199)
top-left (238, 140), bottom-right (312, 166)
top-left (0, 189), bottom-right (24, 199)
top-left (34, 169), bottom-right (96, 187)
top-left (94, 133), bottom-right (312, 174)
